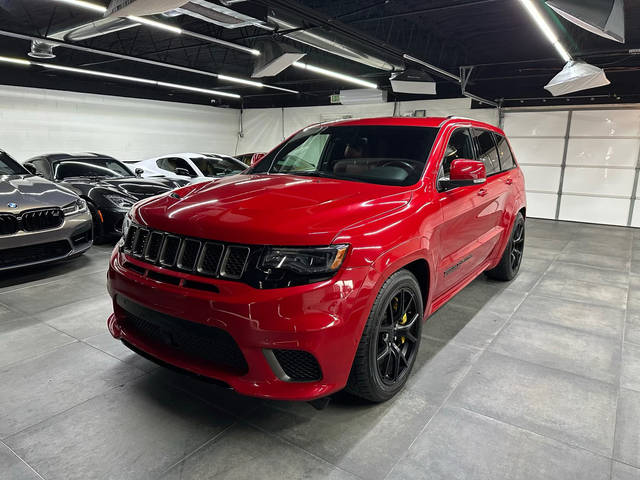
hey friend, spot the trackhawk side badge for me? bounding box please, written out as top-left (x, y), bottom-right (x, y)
top-left (444, 255), bottom-right (472, 277)
top-left (7, 202), bottom-right (18, 208)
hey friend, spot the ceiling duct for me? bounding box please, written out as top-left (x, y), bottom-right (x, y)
top-left (252, 39), bottom-right (305, 77)
top-left (176, 0), bottom-right (268, 28)
top-left (28, 40), bottom-right (56, 59)
top-left (544, 60), bottom-right (611, 96)
top-left (267, 14), bottom-right (403, 72)
top-left (546, 0), bottom-right (625, 43)
top-left (106, 0), bottom-right (189, 17)
top-left (339, 89), bottom-right (387, 105)
top-left (390, 69), bottom-right (436, 95)
top-left (49, 17), bottom-right (138, 41)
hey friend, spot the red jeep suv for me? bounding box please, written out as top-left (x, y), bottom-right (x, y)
top-left (107, 117), bottom-right (526, 402)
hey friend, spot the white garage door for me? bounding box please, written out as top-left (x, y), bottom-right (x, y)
top-left (504, 108), bottom-right (640, 227)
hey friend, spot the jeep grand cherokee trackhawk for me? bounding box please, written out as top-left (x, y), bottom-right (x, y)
top-left (107, 117), bottom-right (526, 402)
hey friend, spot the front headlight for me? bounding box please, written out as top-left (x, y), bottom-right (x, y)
top-left (259, 245), bottom-right (349, 276)
top-left (104, 194), bottom-right (135, 210)
top-left (62, 198), bottom-right (88, 216)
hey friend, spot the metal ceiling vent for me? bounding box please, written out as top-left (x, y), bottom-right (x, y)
top-left (544, 60), bottom-right (611, 96)
top-left (252, 39), bottom-right (306, 78)
top-left (106, 0), bottom-right (190, 17)
top-left (390, 69), bottom-right (437, 95)
top-left (546, 0), bottom-right (625, 43)
top-left (28, 40), bottom-right (56, 59)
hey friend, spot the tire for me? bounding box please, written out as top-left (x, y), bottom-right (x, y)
top-left (485, 212), bottom-right (525, 281)
top-left (346, 269), bottom-right (423, 402)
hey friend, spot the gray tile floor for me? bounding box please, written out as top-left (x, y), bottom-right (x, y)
top-left (1, 218), bottom-right (639, 480)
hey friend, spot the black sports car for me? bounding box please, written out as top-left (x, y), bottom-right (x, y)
top-left (24, 153), bottom-right (185, 242)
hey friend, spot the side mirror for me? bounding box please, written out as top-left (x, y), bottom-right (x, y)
top-left (440, 159), bottom-right (486, 191)
top-left (134, 168), bottom-right (144, 177)
top-left (175, 167), bottom-right (195, 177)
top-left (23, 163), bottom-right (38, 175)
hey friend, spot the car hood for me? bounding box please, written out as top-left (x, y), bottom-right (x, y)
top-left (135, 174), bottom-right (413, 245)
top-left (0, 174), bottom-right (78, 214)
top-left (64, 176), bottom-right (172, 199)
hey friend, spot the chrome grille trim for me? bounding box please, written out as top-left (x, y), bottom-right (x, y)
top-left (123, 224), bottom-right (251, 283)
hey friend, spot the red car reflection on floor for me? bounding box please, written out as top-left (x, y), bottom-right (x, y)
top-left (107, 116), bottom-right (526, 402)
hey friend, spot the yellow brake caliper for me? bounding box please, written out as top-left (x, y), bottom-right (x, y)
top-left (400, 312), bottom-right (407, 344)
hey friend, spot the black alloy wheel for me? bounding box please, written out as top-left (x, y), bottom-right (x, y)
top-left (375, 288), bottom-right (420, 386)
top-left (346, 269), bottom-right (423, 402)
top-left (486, 211), bottom-right (526, 281)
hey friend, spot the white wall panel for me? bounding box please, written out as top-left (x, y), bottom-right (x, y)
top-left (525, 192), bottom-right (558, 219)
top-left (520, 165), bottom-right (562, 193)
top-left (562, 167), bottom-right (635, 197)
top-left (0, 85), bottom-right (240, 162)
top-left (503, 111), bottom-right (568, 137)
top-left (565, 138), bottom-right (640, 167)
top-left (559, 195), bottom-right (631, 226)
top-left (571, 110), bottom-right (640, 137)
top-left (236, 108), bottom-right (284, 155)
top-left (509, 138), bottom-right (565, 166)
top-left (632, 204), bottom-right (640, 228)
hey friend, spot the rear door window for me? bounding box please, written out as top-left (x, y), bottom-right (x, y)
top-left (494, 134), bottom-right (516, 171)
top-left (473, 129), bottom-right (500, 176)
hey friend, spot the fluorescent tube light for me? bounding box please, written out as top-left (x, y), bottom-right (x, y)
top-left (128, 15), bottom-right (182, 34)
top-left (518, 0), bottom-right (572, 62)
top-left (292, 62), bottom-right (377, 89)
top-left (0, 55), bottom-right (31, 66)
top-left (40, 62), bottom-right (156, 85)
top-left (217, 74), bottom-right (263, 88)
top-left (156, 81), bottom-right (240, 99)
top-left (52, 0), bottom-right (107, 13)
top-left (28, 59), bottom-right (241, 99)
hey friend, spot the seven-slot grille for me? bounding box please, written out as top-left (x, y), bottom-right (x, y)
top-left (124, 224), bottom-right (250, 281)
top-left (0, 208), bottom-right (64, 236)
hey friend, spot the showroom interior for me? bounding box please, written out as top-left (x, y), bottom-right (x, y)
top-left (1, 0), bottom-right (640, 479)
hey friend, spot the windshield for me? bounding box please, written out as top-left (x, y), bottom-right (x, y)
top-left (53, 158), bottom-right (132, 180)
top-left (191, 156), bottom-right (245, 177)
top-left (0, 151), bottom-right (28, 175)
top-left (251, 125), bottom-right (439, 186)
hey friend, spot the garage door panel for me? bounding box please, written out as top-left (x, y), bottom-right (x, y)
top-left (632, 204), bottom-right (640, 228)
top-left (566, 138), bottom-right (640, 168)
top-left (509, 138), bottom-right (565, 166)
top-left (571, 110), bottom-right (640, 138)
top-left (562, 167), bottom-right (636, 197)
top-left (503, 111), bottom-right (568, 137)
top-left (525, 192), bottom-right (558, 219)
top-left (559, 195), bottom-right (631, 226)
top-left (520, 165), bottom-right (562, 192)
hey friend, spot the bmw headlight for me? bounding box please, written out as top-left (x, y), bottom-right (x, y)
top-left (104, 194), bottom-right (135, 210)
top-left (62, 198), bottom-right (88, 216)
top-left (258, 245), bottom-right (349, 283)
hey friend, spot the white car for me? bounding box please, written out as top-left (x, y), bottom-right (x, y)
top-left (132, 153), bottom-right (247, 184)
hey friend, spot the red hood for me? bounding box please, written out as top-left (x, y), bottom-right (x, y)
top-left (134, 174), bottom-right (413, 245)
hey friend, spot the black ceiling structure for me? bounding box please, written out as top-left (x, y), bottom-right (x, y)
top-left (0, 0), bottom-right (639, 108)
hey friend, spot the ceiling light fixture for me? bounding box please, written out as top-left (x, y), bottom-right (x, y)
top-left (518, 0), bottom-right (573, 62)
top-left (128, 15), bottom-right (182, 34)
top-left (0, 55), bottom-right (241, 99)
top-left (292, 62), bottom-right (377, 89)
top-left (52, 0), bottom-right (107, 13)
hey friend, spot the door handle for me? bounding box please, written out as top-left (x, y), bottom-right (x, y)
top-left (505, 178), bottom-right (513, 185)
top-left (477, 188), bottom-right (488, 197)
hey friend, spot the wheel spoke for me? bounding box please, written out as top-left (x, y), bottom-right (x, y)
top-left (396, 313), bottom-right (419, 332)
top-left (391, 345), bottom-right (401, 380)
top-left (377, 344), bottom-right (391, 363)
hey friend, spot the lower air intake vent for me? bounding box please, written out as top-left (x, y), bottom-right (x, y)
top-left (272, 349), bottom-right (322, 382)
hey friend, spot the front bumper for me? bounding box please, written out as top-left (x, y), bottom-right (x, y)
top-left (0, 211), bottom-right (93, 271)
top-left (107, 248), bottom-right (373, 401)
